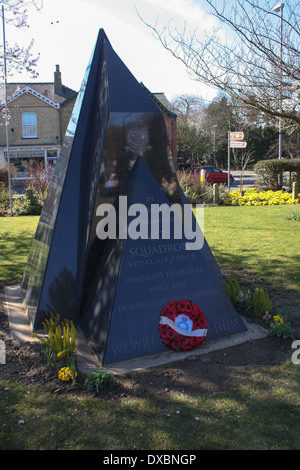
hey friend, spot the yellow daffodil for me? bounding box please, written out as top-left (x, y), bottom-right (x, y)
top-left (226, 188), bottom-right (300, 206)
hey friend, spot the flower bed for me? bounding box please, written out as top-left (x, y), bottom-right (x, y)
top-left (224, 188), bottom-right (299, 206)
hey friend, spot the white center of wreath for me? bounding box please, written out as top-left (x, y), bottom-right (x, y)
top-left (175, 314), bottom-right (193, 332)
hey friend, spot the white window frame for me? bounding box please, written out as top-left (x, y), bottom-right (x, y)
top-left (22, 112), bottom-right (38, 138)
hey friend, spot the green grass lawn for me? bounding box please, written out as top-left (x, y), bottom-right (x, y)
top-left (203, 204), bottom-right (300, 294)
top-left (1, 360), bottom-right (299, 450)
top-left (0, 216), bottom-right (39, 286)
top-left (0, 207), bottom-right (299, 450)
top-left (0, 205), bottom-right (299, 291)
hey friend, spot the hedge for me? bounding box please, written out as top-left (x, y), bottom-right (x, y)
top-left (254, 158), bottom-right (300, 191)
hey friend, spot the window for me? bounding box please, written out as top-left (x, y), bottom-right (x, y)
top-left (22, 113), bottom-right (37, 138)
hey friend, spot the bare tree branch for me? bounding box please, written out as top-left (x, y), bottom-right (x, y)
top-left (0, 0), bottom-right (43, 77)
top-left (137, 0), bottom-right (300, 126)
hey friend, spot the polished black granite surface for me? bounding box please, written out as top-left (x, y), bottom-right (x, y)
top-left (21, 29), bottom-right (246, 364)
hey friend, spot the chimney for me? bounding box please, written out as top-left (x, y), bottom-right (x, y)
top-left (54, 64), bottom-right (62, 95)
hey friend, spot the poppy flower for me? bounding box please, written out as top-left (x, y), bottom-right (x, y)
top-left (158, 299), bottom-right (207, 352)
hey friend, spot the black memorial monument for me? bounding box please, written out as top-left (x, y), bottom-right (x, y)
top-left (21, 29), bottom-right (246, 365)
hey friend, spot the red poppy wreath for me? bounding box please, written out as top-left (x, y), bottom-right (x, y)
top-left (158, 299), bottom-right (207, 352)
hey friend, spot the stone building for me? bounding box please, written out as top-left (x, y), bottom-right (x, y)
top-left (0, 65), bottom-right (77, 177)
top-left (0, 68), bottom-right (178, 182)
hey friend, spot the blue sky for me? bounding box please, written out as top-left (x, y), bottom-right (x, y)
top-left (4, 0), bottom-right (218, 102)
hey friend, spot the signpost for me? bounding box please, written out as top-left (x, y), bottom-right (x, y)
top-left (228, 131), bottom-right (247, 191)
top-left (230, 140), bottom-right (247, 149)
top-left (230, 132), bottom-right (244, 140)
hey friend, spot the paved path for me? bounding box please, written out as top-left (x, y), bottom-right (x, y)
top-left (230, 170), bottom-right (257, 190)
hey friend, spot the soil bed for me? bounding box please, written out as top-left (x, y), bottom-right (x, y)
top-left (0, 291), bottom-right (296, 401)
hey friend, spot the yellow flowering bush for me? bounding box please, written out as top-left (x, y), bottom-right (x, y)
top-left (270, 315), bottom-right (284, 327)
top-left (224, 188), bottom-right (299, 206)
top-left (268, 312), bottom-right (295, 340)
top-left (58, 366), bottom-right (77, 382)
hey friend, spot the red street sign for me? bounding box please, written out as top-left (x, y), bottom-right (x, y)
top-left (230, 140), bottom-right (247, 148)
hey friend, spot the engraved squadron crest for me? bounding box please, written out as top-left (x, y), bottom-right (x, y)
top-left (125, 121), bottom-right (151, 154)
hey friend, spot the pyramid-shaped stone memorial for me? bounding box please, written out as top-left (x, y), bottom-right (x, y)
top-left (21, 29), bottom-right (246, 365)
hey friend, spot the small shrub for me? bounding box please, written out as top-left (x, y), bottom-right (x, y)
top-left (291, 211), bottom-right (300, 221)
top-left (224, 276), bottom-right (272, 318)
top-left (50, 321), bottom-right (77, 361)
top-left (33, 334), bottom-right (53, 365)
top-left (0, 161), bottom-right (18, 187)
top-left (25, 160), bottom-right (54, 202)
top-left (178, 171), bottom-right (228, 205)
top-left (4, 161), bottom-right (54, 216)
top-left (42, 312), bottom-right (62, 335)
top-left (224, 276), bottom-right (241, 304)
top-left (84, 367), bottom-right (119, 394)
top-left (254, 158), bottom-right (300, 191)
top-left (58, 365), bottom-right (77, 383)
top-left (251, 287), bottom-right (273, 317)
top-left (13, 188), bottom-right (43, 215)
top-left (268, 310), bottom-right (295, 340)
top-left (0, 182), bottom-right (10, 215)
top-left (0, 184), bottom-right (44, 216)
top-left (224, 276), bottom-right (252, 310)
top-left (33, 313), bottom-right (77, 363)
top-left (183, 187), bottom-right (204, 205)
